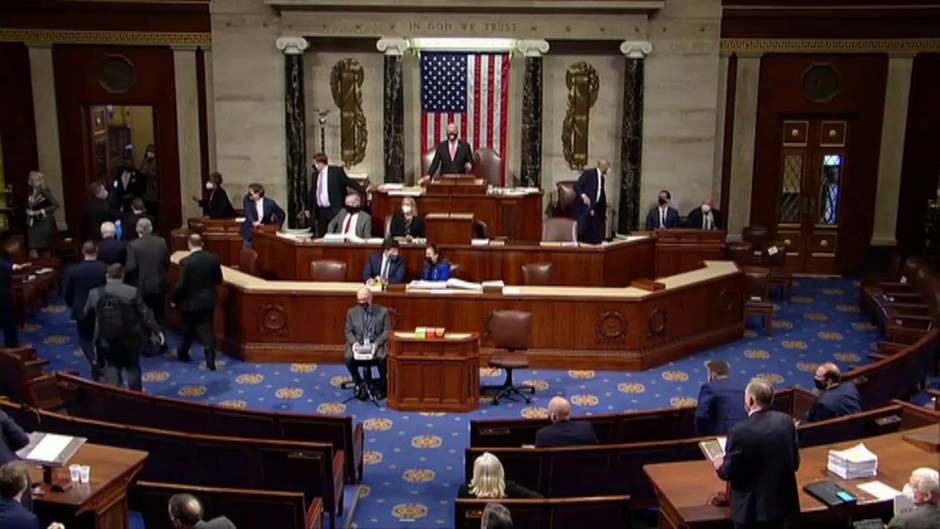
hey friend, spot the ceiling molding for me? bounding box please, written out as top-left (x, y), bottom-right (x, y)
top-left (720, 38), bottom-right (940, 53)
top-left (0, 28), bottom-right (211, 47)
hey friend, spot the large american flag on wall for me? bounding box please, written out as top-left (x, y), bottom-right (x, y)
top-left (420, 52), bottom-right (510, 183)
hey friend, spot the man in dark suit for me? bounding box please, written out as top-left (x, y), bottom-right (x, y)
top-left (125, 218), bottom-right (170, 340)
top-left (686, 198), bottom-right (723, 230)
top-left (0, 410), bottom-right (32, 514)
top-left (168, 493), bottom-right (237, 529)
top-left (80, 181), bottom-right (116, 242)
top-left (121, 198), bottom-right (154, 242)
top-left (97, 221), bottom-right (126, 265)
top-left (888, 468), bottom-right (940, 529)
top-left (111, 158), bottom-right (146, 212)
top-left (62, 241), bottom-right (108, 380)
top-left (0, 462), bottom-right (46, 529)
top-left (695, 360), bottom-right (748, 436)
top-left (534, 396), bottom-right (598, 448)
top-left (345, 286), bottom-right (391, 399)
top-left (715, 379), bottom-right (800, 529)
top-left (172, 234), bottom-right (223, 370)
top-left (327, 193), bottom-right (372, 240)
top-left (423, 122), bottom-right (473, 182)
top-left (645, 189), bottom-right (681, 230)
top-left (305, 153), bottom-right (367, 238)
top-left (803, 362), bottom-right (863, 423)
top-left (572, 159), bottom-right (609, 244)
top-left (240, 183), bottom-right (285, 246)
top-left (363, 238), bottom-right (406, 285)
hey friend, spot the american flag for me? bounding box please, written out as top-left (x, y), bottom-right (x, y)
top-left (420, 52), bottom-right (510, 183)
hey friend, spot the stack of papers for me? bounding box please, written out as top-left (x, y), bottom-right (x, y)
top-left (828, 443), bottom-right (878, 479)
top-left (408, 278), bottom-right (483, 292)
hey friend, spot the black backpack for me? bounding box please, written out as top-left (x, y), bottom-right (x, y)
top-left (96, 292), bottom-right (142, 346)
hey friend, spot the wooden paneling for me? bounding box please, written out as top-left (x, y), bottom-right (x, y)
top-left (1, 1), bottom-right (210, 33)
top-left (750, 54), bottom-right (887, 274)
top-left (54, 44), bottom-right (182, 233)
top-left (722, 2), bottom-right (940, 39)
top-left (653, 230), bottom-right (726, 278)
top-left (388, 334), bottom-right (480, 412)
top-left (0, 42), bottom-right (39, 233)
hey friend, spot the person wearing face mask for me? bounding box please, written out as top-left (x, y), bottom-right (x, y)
top-left (645, 189), bottom-right (680, 230)
top-left (573, 159), bottom-right (610, 244)
top-left (363, 238), bottom-right (406, 285)
top-left (686, 198), bottom-right (723, 230)
top-left (889, 468), bottom-right (940, 529)
top-left (534, 396), bottom-right (598, 448)
top-left (801, 362), bottom-right (862, 424)
top-left (694, 360), bottom-right (747, 436)
top-left (422, 123), bottom-right (473, 183)
top-left (81, 181), bottom-right (119, 242)
top-left (714, 378), bottom-right (800, 529)
top-left (422, 243), bottom-right (451, 281)
top-left (388, 197), bottom-right (426, 239)
top-left (192, 172), bottom-right (235, 219)
top-left (306, 152), bottom-right (366, 237)
top-left (112, 156), bottom-right (146, 213)
top-left (327, 193), bottom-right (372, 241)
top-left (344, 286), bottom-right (391, 400)
top-left (239, 183), bottom-right (285, 247)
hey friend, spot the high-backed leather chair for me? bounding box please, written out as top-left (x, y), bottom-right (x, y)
top-left (726, 241), bottom-right (753, 265)
top-left (239, 248), bottom-right (258, 276)
top-left (472, 148), bottom-right (503, 187)
top-left (485, 310), bottom-right (536, 405)
top-left (422, 148), bottom-right (436, 178)
top-left (742, 225), bottom-right (769, 246)
top-left (474, 219), bottom-right (491, 239)
top-left (2, 235), bottom-right (28, 264)
top-left (309, 259), bottom-right (348, 282)
top-left (554, 181), bottom-right (578, 218)
top-left (521, 263), bottom-right (553, 286)
top-left (542, 218), bottom-right (578, 243)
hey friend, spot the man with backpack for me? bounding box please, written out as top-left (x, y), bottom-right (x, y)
top-left (82, 263), bottom-right (163, 391)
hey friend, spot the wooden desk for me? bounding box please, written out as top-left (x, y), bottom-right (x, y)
top-left (654, 229), bottom-right (727, 277)
top-left (371, 188), bottom-right (543, 242)
top-left (425, 212), bottom-right (475, 245)
top-left (644, 425), bottom-right (939, 529)
top-left (30, 443), bottom-right (148, 529)
top-left (388, 332), bottom-right (480, 412)
top-left (170, 217), bottom-right (243, 267)
top-left (252, 231), bottom-right (655, 287)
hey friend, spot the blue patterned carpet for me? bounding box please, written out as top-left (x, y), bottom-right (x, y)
top-left (25, 276), bottom-right (884, 529)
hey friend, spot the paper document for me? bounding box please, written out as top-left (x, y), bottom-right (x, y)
top-left (502, 287), bottom-right (522, 296)
top-left (482, 280), bottom-right (505, 289)
top-left (26, 434), bottom-right (73, 462)
top-left (409, 280), bottom-right (448, 290)
top-left (857, 481), bottom-right (902, 501)
top-left (445, 278), bottom-right (483, 291)
top-left (388, 190), bottom-right (422, 197)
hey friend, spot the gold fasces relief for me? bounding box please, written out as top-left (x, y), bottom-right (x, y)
top-left (561, 62), bottom-right (599, 170)
top-left (330, 58), bottom-right (368, 167)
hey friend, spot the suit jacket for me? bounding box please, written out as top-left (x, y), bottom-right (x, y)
top-left (645, 206), bottom-right (681, 230)
top-left (62, 259), bottom-right (109, 320)
top-left (120, 212), bottom-right (155, 241)
top-left (363, 253), bottom-right (406, 284)
top-left (888, 503), bottom-right (940, 529)
top-left (803, 383), bottom-right (863, 423)
top-left (573, 168), bottom-right (607, 215)
top-left (0, 409), bottom-right (29, 466)
top-left (125, 235), bottom-right (170, 295)
top-left (427, 140), bottom-right (473, 177)
top-left (199, 187), bottom-right (236, 219)
top-left (172, 249), bottom-right (223, 312)
top-left (80, 197), bottom-right (117, 241)
top-left (717, 409), bottom-right (801, 525)
top-left (686, 207), bottom-right (723, 230)
top-left (97, 238), bottom-right (127, 265)
top-left (309, 166), bottom-right (365, 217)
top-left (0, 499), bottom-right (40, 529)
top-left (111, 168), bottom-right (146, 209)
top-left (327, 209), bottom-right (372, 239)
top-left (422, 262), bottom-right (451, 281)
top-left (534, 420), bottom-right (599, 448)
top-left (83, 280), bottom-right (158, 361)
top-left (195, 516), bottom-right (238, 529)
top-left (240, 197), bottom-right (286, 241)
top-left (694, 377), bottom-right (748, 436)
top-left (345, 304), bottom-right (391, 359)
top-left (388, 212), bottom-right (426, 239)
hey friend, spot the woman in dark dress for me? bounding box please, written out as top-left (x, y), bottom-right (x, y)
top-left (458, 452), bottom-right (542, 499)
top-left (192, 171), bottom-right (236, 219)
top-left (388, 197), bottom-right (426, 239)
top-left (25, 171), bottom-right (58, 258)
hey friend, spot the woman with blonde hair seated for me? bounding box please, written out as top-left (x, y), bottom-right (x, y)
top-left (458, 452), bottom-right (542, 499)
top-left (388, 196), bottom-right (426, 239)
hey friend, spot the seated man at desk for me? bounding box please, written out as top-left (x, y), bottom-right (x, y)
top-left (889, 467), bottom-right (940, 529)
top-left (421, 122), bottom-right (473, 183)
top-left (345, 286), bottom-right (391, 399)
top-left (388, 197), bottom-right (426, 239)
top-left (645, 189), bottom-right (681, 230)
top-left (686, 198), bottom-right (723, 230)
top-left (422, 244), bottom-right (451, 281)
top-left (364, 239), bottom-right (406, 285)
top-left (327, 193), bottom-right (371, 240)
top-left (802, 362), bottom-right (862, 423)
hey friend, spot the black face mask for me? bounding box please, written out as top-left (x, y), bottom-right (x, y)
top-left (426, 256), bottom-right (436, 265)
top-left (813, 378), bottom-right (827, 391)
top-left (448, 133), bottom-right (458, 141)
top-left (658, 197), bottom-right (667, 206)
top-left (359, 302), bottom-right (370, 311)
top-left (346, 206), bottom-right (361, 214)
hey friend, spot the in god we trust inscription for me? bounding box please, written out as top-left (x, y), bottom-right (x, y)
top-left (407, 20), bottom-right (524, 34)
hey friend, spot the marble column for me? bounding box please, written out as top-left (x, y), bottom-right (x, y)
top-left (277, 36), bottom-right (310, 229)
top-left (727, 53), bottom-right (762, 239)
top-left (173, 46), bottom-right (203, 221)
top-left (617, 41), bottom-right (652, 234)
top-left (377, 38), bottom-right (409, 184)
top-left (517, 40), bottom-right (549, 188)
top-left (27, 44), bottom-right (66, 228)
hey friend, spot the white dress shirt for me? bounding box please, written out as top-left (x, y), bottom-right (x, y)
top-left (379, 254), bottom-right (390, 280)
top-left (255, 199), bottom-right (265, 222)
top-left (659, 207), bottom-right (667, 228)
top-left (596, 169), bottom-right (604, 203)
top-left (317, 167), bottom-right (330, 208)
top-left (703, 211), bottom-right (714, 230)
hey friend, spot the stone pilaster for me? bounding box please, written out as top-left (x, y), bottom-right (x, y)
top-left (277, 36), bottom-right (309, 228)
top-left (173, 46), bottom-right (203, 221)
top-left (618, 40), bottom-right (652, 233)
top-left (27, 44), bottom-right (66, 228)
top-left (377, 38), bottom-right (409, 184)
top-left (517, 39), bottom-right (549, 188)
top-left (727, 52), bottom-right (763, 238)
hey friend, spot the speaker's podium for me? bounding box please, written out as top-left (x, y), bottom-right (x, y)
top-left (387, 331), bottom-right (480, 412)
top-left (425, 212), bottom-right (475, 244)
top-left (426, 174), bottom-right (486, 195)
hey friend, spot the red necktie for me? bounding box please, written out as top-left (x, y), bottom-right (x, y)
top-left (343, 213), bottom-right (353, 235)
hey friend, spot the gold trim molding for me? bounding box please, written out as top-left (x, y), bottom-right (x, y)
top-left (0, 28), bottom-right (211, 48)
top-left (721, 38), bottom-right (940, 54)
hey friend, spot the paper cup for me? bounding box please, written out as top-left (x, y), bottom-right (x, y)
top-left (79, 465), bottom-right (90, 484)
top-left (68, 464), bottom-right (81, 482)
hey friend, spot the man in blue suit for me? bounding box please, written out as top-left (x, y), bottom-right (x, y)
top-left (534, 396), bottom-right (598, 447)
top-left (644, 189), bottom-right (680, 230)
top-left (573, 159), bottom-right (609, 244)
top-left (363, 239), bottom-right (406, 285)
top-left (0, 462), bottom-right (40, 529)
top-left (62, 241), bottom-right (108, 380)
top-left (695, 360), bottom-right (748, 436)
top-left (803, 362), bottom-right (863, 423)
top-left (240, 183), bottom-right (285, 247)
top-left (0, 410), bottom-right (31, 514)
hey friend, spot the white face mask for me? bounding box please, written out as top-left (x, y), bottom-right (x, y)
top-left (701, 204), bottom-right (711, 214)
top-left (402, 205), bottom-right (413, 215)
top-left (206, 182), bottom-right (215, 190)
top-left (146, 152), bottom-right (155, 158)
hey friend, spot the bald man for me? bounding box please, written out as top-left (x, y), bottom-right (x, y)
top-left (573, 159), bottom-right (610, 244)
top-left (168, 493), bottom-right (236, 529)
top-left (424, 122), bottom-right (473, 181)
top-left (344, 286), bottom-right (391, 399)
top-left (803, 362), bottom-right (862, 423)
top-left (534, 396), bottom-right (598, 448)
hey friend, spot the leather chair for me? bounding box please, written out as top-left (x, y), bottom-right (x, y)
top-left (309, 259), bottom-right (348, 282)
top-left (542, 218), bottom-right (578, 243)
top-left (726, 241), bottom-right (753, 264)
top-left (554, 181), bottom-right (578, 218)
top-left (742, 225), bottom-right (769, 246)
top-left (422, 148), bottom-right (436, 178)
top-left (472, 148), bottom-right (503, 187)
top-left (485, 310), bottom-right (536, 405)
top-left (742, 266), bottom-right (774, 336)
top-left (521, 263), bottom-right (553, 286)
top-left (239, 247), bottom-right (258, 276)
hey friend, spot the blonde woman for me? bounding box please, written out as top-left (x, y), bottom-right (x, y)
top-left (458, 452), bottom-right (542, 499)
top-left (25, 171), bottom-right (59, 257)
top-left (388, 196), bottom-right (426, 239)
